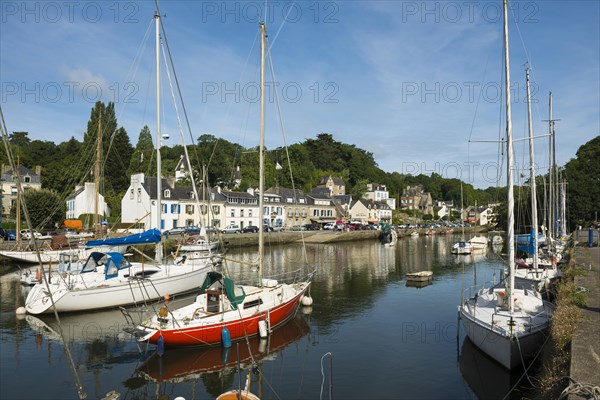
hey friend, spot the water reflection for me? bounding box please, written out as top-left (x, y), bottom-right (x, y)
top-left (136, 316), bottom-right (310, 398)
top-left (1, 236), bottom-right (538, 399)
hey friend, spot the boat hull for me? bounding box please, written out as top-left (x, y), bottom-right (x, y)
top-left (0, 245), bottom-right (126, 265)
top-left (24, 264), bottom-right (213, 314)
top-left (140, 284), bottom-right (310, 347)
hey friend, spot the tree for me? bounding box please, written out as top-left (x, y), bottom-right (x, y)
top-left (17, 189), bottom-right (64, 230)
top-left (128, 125), bottom-right (156, 176)
top-left (564, 136), bottom-right (600, 228)
top-left (351, 179), bottom-right (369, 199)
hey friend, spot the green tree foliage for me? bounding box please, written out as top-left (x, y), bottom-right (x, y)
top-left (19, 189), bottom-right (64, 230)
top-left (564, 136), bottom-right (600, 228)
top-left (350, 179), bottom-right (369, 199)
top-left (128, 125), bottom-right (156, 176)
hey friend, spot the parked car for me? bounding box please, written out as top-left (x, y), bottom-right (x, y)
top-left (168, 227), bottom-right (186, 235)
top-left (2, 229), bottom-right (16, 240)
top-left (291, 225), bottom-right (307, 231)
top-left (242, 225), bottom-right (259, 233)
top-left (20, 229), bottom-right (42, 240)
top-left (303, 223), bottom-right (319, 231)
top-left (323, 223), bottom-right (335, 230)
top-left (184, 226), bottom-right (201, 234)
top-left (263, 226), bottom-right (274, 232)
top-left (222, 224), bottom-right (241, 234)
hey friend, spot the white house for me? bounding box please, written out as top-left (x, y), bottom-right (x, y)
top-left (66, 182), bottom-right (110, 220)
top-left (364, 183), bottom-right (396, 210)
top-left (1, 164), bottom-right (42, 218)
top-left (219, 189), bottom-right (259, 229)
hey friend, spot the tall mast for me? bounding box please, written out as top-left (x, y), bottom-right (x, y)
top-left (258, 21), bottom-right (266, 285)
top-left (525, 67), bottom-right (538, 270)
top-left (548, 92), bottom-right (554, 249)
top-left (94, 108), bottom-right (102, 238)
top-left (155, 11), bottom-right (163, 261)
top-left (502, 0), bottom-right (516, 317)
top-left (15, 156), bottom-right (21, 248)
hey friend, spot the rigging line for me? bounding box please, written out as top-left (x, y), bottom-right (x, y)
top-left (267, 0), bottom-right (297, 50)
top-left (0, 106), bottom-right (87, 400)
top-left (159, 39), bottom-right (206, 230)
top-left (265, 38), bottom-right (309, 265)
top-left (228, 31), bottom-right (261, 181)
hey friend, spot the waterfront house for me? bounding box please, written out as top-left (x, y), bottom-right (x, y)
top-left (266, 187), bottom-right (310, 229)
top-left (1, 164), bottom-right (42, 219)
top-left (66, 182), bottom-right (110, 220)
top-left (364, 183), bottom-right (396, 210)
top-left (316, 175), bottom-right (345, 196)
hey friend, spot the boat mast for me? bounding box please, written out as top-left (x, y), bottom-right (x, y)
top-left (15, 156), bottom-right (21, 248)
top-left (94, 108), bottom-right (102, 238)
top-left (525, 67), bottom-right (538, 270)
top-left (155, 11), bottom-right (163, 261)
top-left (258, 21), bottom-right (266, 286)
top-left (547, 92), bottom-right (554, 250)
top-left (502, 0), bottom-right (516, 319)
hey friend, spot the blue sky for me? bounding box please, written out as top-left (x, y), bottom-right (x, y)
top-left (1, 0), bottom-right (598, 189)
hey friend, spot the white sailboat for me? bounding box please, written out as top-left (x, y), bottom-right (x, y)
top-left (24, 12), bottom-right (216, 315)
top-left (452, 186), bottom-right (472, 255)
top-left (512, 67), bottom-right (561, 292)
top-left (459, 0), bottom-right (553, 370)
top-left (127, 21), bottom-right (314, 348)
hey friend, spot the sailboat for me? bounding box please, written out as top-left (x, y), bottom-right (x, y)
top-left (127, 22), bottom-right (314, 348)
top-left (451, 186), bottom-right (472, 255)
top-left (23, 12), bottom-right (217, 315)
top-left (459, 0), bottom-right (553, 370)
top-left (512, 67), bottom-right (561, 292)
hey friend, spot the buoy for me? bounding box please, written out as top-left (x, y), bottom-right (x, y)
top-left (163, 293), bottom-right (171, 304)
top-left (258, 319), bottom-right (268, 338)
top-left (258, 338), bottom-right (267, 353)
top-left (157, 334), bottom-right (165, 357)
top-left (15, 306), bottom-right (27, 315)
top-left (221, 326), bottom-right (231, 348)
top-left (301, 295), bottom-right (313, 306)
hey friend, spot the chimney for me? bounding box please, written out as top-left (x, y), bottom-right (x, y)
top-left (35, 165), bottom-right (42, 176)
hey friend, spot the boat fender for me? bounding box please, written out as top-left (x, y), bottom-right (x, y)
top-left (258, 319), bottom-right (268, 338)
top-left (221, 346), bottom-right (231, 364)
top-left (301, 295), bottom-right (313, 306)
top-left (221, 326), bottom-right (231, 348)
top-left (157, 334), bottom-right (164, 357)
top-left (36, 268), bottom-right (41, 283)
top-left (15, 306), bottom-right (26, 315)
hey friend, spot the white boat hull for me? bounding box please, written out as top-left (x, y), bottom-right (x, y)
top-left (0, 245), bottom-right (126, 265)
top-left (459, 287), bottom-right (553, 369)
top-left (25, 262), bottom-right (214, 314)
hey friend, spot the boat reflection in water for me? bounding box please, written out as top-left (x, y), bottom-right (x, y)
top-left (24, 295), bottom-right (196, 344)
top-left (136, 315), bottom-right (310, 397)
top-left (460, 337), bottom-right (531, 399)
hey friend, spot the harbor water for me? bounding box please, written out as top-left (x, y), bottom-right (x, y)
top-left (0, 234), bottom-right (541, 399)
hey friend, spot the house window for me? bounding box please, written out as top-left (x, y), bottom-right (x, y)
top-left (24, 176), bottom-right (31, 183)
top-left (171, 204), bottom-right (178, 214)
top-left (240, 209), bottom-right (244, 217)
top-left (201, 205), bottom-right (208, 215)
top-left (231, 209), bottom-right (235, 217)
top-left (186, 205), bottom-right (194, 214)
top-left (249, 210), bottom-right (252, 217)
top-left (190, 192), bottom-right (195, 199)
top-left (212, 205), bottom-right (220, 215)
top-left (164, 189), bottom-right (170, 198)
top-left (173, 220), bottom-right (178, 228)
top-left (130, 189), bottom-right (134, 200)
top-left (313, 210), bottom-right (318, 216)
top-left (137, 188), bottom-right (141, 203)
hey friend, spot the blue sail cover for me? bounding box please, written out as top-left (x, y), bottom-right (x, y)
top-left (86, 229), bottom-right (162, 247)
top-left (516, 228), bottom-right (537, 255)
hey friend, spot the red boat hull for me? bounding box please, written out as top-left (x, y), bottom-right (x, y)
top-left (146, 287), bottom-right (308, 347)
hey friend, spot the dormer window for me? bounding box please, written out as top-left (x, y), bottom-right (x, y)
top-left (190, 192), bottom-right (195, 199)
top-left (164, 189), bottom-right (171, 198)
top-left (24, 176), bottom-right (31, 183)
